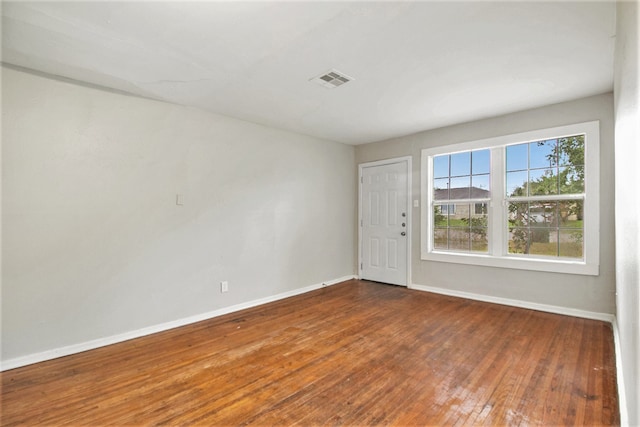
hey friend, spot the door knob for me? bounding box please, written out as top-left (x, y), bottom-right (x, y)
top-left (401, 231), bottom-right (406, 236)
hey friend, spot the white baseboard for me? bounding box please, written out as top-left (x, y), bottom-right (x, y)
top-left (409, 283), bottom-right (615, 323)
top-left (611, 318), bottom-right (629, 427)
top-left (0, 275), bottom-right (356, 372)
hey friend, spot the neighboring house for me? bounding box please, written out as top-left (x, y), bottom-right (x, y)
top-left (434, 187), bottom-right (489, 220)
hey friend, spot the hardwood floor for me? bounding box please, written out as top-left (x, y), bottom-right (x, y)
top-left (1, 280), bottom-right (619, 426)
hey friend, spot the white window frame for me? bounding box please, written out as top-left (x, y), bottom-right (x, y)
top-left (420, 121), bottom-right (600, 276)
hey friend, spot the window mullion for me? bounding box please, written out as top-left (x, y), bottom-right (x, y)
top-left (433, 198), bottom-right (491, 205)
top-left (490, 147), bottom-right (505, 256)
top-left (506, 193), bottom-right (585, 203)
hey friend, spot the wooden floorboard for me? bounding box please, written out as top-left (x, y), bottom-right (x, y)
top-left (0, 280), bottom-right (619, 426)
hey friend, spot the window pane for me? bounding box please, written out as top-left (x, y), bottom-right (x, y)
top-left (472, 149), bottom-right (490, 175)
top-left (450, 176), bottom-right (471, 199)
top-left (529, 201), bottom-right (558, 227)
top-left (530, 139), bottom-right (557, 168)
top-left (508, 228), bottom-right (530, 254)
top-left (559, 166), bottom-right (584, 194)
top-left (449, 228), bottom-right (470, 251)
top-left (471, 228), bottom-right (488, 253)
top-left (434, 178), bottom-right (449, 200)
top-left (434, 228), bottom-right (448, 250)
top-left (447, 203), bottom-right (469, 225)
top-left (450, 152), bottom-right (471, 176)
top-left (529, 168), bottom-right (558, 196)
top-left (472, 174), bottom-right (490, 195)
top-left (506, 171), bottom-right (528, 196)
top-left (529, 228), bottom-right (557, 256)
top-left (558, 135), bottom-right (584, 167)
top-left (558, 200), bottom-right (583, 228)
top-left (508, 202), bottom-right (529, 227)
top-left (559, 229), bottom-right (583, 258)
top-left (434, 155), bottom-right (449, 178)
top-left (470, 205), bottom-right (488, 253)
top-left (434, 206), bottom-right (448, 226)
top-left (506, 144), bottom-right (527, 171)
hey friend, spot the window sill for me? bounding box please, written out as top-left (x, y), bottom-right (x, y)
top-left (421, 250), bottom-right (599, 276)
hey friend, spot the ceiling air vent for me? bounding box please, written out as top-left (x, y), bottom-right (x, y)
top-left (310, 69), bottom-right (354, 89)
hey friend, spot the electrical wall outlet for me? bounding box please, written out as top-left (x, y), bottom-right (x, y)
top-left (220, 281), bottom-right (229, 293)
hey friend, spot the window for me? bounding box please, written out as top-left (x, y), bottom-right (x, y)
top-left (433, 149), bottom-right (490, 253)
top-left (505, 137), bottom-right (585, 258)
top-left (475, 203), bottom-right (488, 215)
top-left (421, 121), bottom-right (599, 275)
top-left (438, 204), bottom-right (456, 215)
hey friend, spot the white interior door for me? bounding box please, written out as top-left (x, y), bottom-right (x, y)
top-left (360, 160), bottom-right (409, 286)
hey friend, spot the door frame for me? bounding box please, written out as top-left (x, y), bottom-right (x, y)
top-left (358, 156), bottom-right (412, 287)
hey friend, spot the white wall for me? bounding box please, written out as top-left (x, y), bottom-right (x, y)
top-left (614, 1), bottom-right (639, 424)
top-left (356, 93), bottom-right (616, 315)
top-left (1, 67), bottom-right (355, 364)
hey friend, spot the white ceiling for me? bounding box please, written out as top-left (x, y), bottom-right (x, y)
top-left (1, 1), bottom-right (616, 145)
